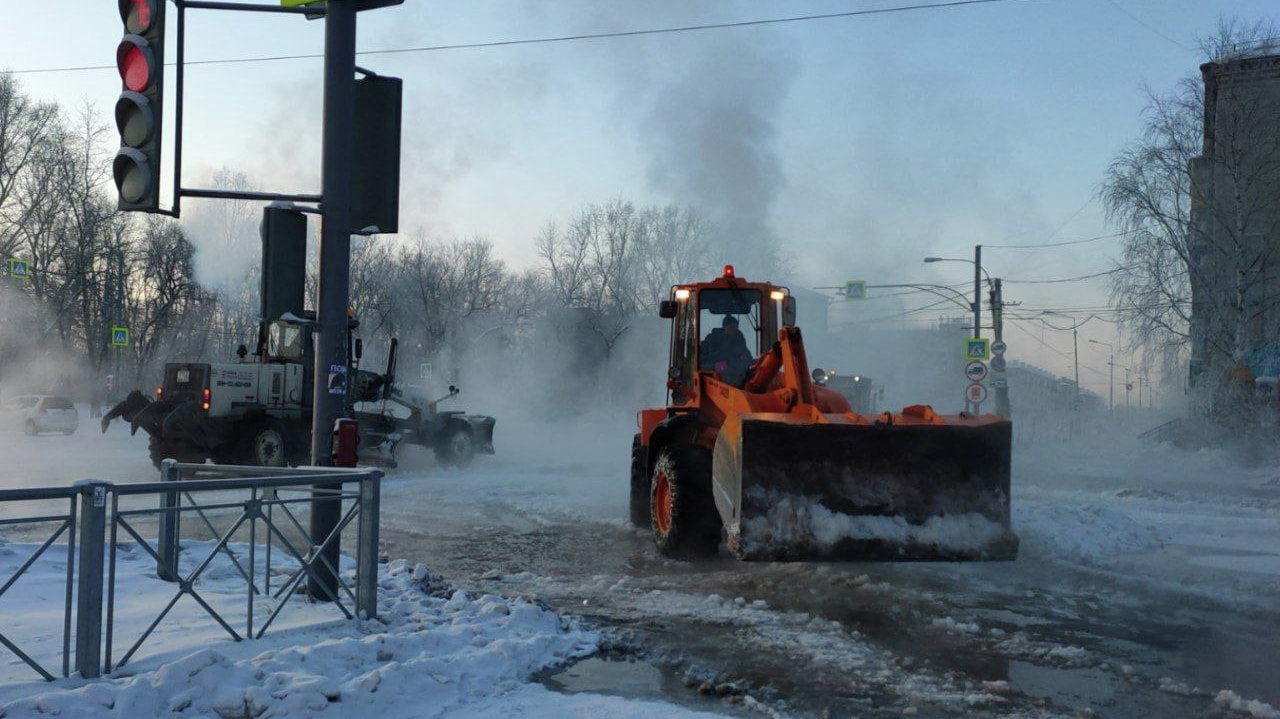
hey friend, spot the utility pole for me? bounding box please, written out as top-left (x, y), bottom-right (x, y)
top-left (1088, 339), bottom-right (1114, 411)
top-left (972, 244), bottom-right (982, 341)
top-left (309, 0), bottom-right (357, 601)
top-left (1108, 356), bottom-right (1114, 411)
top-left (1072, 329), bottom-right (1080, 408)
top-left (991, 278), bottom-right (1009, 417)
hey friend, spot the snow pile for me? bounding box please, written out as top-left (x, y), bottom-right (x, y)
top-left (1014, 499), bottom-right (1163, 561)
top-left (739, 490), bottom-right (1009, 555)
top-left (0, 555), bottom-right (632, 719)
top-left (1215, 690), bottom-right (1280, 719)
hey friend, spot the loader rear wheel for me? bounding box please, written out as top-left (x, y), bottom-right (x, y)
top-left (249, 422), bottom-right (289, 467)
top-left (629, 434), bottom-right (649, 528)
top-left (650, 444), bottom-right (719, 558)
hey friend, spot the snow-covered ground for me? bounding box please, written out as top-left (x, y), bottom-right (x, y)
top-left (0, 537), bottom-right (732, 719)
top-left (2, 412), bottom-right (1279, 718)
top-left (0, 423), bottom-right (733, 718)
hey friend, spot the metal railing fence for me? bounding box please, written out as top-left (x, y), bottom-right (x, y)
top-left (0, 462), bottom-right (381, 681)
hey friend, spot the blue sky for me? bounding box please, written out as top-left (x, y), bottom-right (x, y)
top-left (3, 0), bottom-right (1275, 395)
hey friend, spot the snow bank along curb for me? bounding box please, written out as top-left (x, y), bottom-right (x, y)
top-left (1, 559), bottom-right (600, 718)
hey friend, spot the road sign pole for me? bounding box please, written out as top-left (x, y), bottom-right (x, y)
top-left (991, 278), bottom-right (1009, 418)
top-left (309, 0), bottom-right (356, 601)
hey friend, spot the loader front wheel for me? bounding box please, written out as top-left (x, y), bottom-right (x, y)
top-left (629, 434), bottom-right (649, 528)
top-left (435, 425), bottom-right (476, 468)
top-left (650, 444), bottom-right (719, 558)
top-left (148, 436), bottom-right (206, 469)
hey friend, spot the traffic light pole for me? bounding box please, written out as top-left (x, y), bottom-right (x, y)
top-left (308, 0), bottom-right (357, 601)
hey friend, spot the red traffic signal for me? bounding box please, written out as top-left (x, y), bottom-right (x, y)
top-left (113, 0), bottom-right (164, 212)
top-left (116, 36), bottom-right (155, 93)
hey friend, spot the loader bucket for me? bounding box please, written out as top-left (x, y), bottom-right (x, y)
top-left (711, 414), bottom-right (1017, 562)
top-left (128, 398), bottom-right (184, 438)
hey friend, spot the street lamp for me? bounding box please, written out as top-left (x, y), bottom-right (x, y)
top-left (923, 245), bottom-right (988, 340)
top-left (1088, 339), bottom-right (1114, 411)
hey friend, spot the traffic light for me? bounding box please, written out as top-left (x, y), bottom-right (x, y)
top-left (113, 0), bottom-right (165, 212)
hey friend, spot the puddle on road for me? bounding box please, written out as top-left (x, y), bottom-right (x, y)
top-left (539, 656), bottom-right (757, 717)
top-left (1007, 661), bottom-right (1114, 705)
top-left (541, 657), bottom-right (666, 696)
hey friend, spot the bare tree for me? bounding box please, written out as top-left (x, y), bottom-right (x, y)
top-left (126, 216), bottom-right (207, 380)
top-left (394, 235), bottom-right (510, 371)
top-left (537, 199), bottom-right (649, 356)
top-left (635, 204), bottom-right (714, 309)
top-left (1101, 19), bottom-right (1280, 396)
top-left (0, 72), bottom-right (58, 261)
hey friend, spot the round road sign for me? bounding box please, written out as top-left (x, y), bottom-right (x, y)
top-left (990, 355), bottom-right (1007, 372)
top-left (966, 382), bottom-right (988, 404)
top-left (964, 360), bottom-right (988, 382)
top-left (991, 341), bottom-right (1007, 355)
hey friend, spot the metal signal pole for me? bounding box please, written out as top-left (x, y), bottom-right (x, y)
top-left (309, 0), bottom-right (356, 600)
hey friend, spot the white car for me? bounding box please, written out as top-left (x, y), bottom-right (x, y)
top-left (2, 395), bottom-right (79, 436)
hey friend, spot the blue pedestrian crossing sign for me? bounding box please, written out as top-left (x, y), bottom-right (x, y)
top-left (110, 326), bottom-right (130, 347)
top-left (8, 258), bottom-right (29, 279)
top-left (843, 280), bottom-right (867, 300)
top-left (964, 338), bottom-right (990, 361)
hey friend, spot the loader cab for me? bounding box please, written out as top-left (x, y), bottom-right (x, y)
top-left (663, 270), bottom-right (792, 403)
top-left (265, 320), bottom-right (308, 363)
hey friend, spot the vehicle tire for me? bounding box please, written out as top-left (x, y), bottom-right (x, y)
top-left (148, 436), bottom-right (206, 469)
top-left (24, 420), bottom-right (37, 436)
top-left (434, 425), bottom-right (476, 468)
top-left (650, 444), bottom-right (720, 558)
top-left (629, 434), bottom-right (649, 528)
top-left (248, 422), bottom-right (290, 467)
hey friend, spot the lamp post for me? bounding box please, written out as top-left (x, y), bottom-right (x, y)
top-left (1088, 339), bottom-right (1114, 411)
top-left (924, 244), bottom-right (987, 339)
top-left (925, 246), bottom-right (1000, 415)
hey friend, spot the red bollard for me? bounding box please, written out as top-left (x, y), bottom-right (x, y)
top-left (332, 418), bottom-right (360, 467)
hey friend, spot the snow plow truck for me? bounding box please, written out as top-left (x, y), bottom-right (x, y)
top-left (630, 266), bottom-right (1017, 561)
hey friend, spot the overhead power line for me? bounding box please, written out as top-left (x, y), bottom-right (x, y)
top-left (1003, 266), bottom-right (1132, 285)
top-left (985, 231), bottom-right (1128, 250)
top-left (10, 0), bottom-right (1030, 75)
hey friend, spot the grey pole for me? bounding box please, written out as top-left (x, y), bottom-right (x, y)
top-left (1073, 328), bottom-right (1080, 407)
top-left (1109, 354), bottom-right (1114, 411)
top-left (992, 278), bottom-right (1010, 418)
top-left (972, 244), bottom-right (982, 340)
top-left (971, 244), bottom-right (982, 414)
top-left (74, 480), bottom-right (110, 679)
top-left (309, 0), bottom-right (356, 600)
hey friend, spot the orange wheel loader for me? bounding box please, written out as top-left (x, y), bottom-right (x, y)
top-left (630, 266), bottom-right (1018, 561)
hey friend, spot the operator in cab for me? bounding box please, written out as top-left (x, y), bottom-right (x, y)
top-left (700, 315), bottom-right (753, 387)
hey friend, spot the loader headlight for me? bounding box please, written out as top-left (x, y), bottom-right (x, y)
top-left (770, 290), bottom-right (785, 301)
top-left (675, 288), bottom-right (691, 301)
